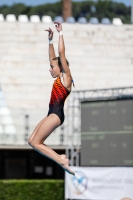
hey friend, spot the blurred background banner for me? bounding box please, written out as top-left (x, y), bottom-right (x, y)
top-left (65, 166), bottom-right (133, 200)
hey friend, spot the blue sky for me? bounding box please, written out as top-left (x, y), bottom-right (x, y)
top-left (0, 0), bottom-right (131, 6)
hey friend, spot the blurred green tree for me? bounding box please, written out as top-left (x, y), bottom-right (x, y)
top-left (0, 0), bottom-right (131, 23)
top-left (27, 2), bottom-right (62, 20)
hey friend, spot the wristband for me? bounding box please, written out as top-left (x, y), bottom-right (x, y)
top-left (49, 39), bottom-right (53, 44)
top-left (59, 31), bottom-right (63, 35)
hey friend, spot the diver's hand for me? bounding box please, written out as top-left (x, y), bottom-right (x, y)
top-left (54, 21), bottom-right (62, 32)
top-left (45, 27), bottom-right (54, 40)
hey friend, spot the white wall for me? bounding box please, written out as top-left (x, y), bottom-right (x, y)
top-left (0, 21), bottom-right (133, 145)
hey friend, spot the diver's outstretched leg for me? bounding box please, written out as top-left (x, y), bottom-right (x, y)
top-left (28, 116), bottom-right (47, 143)
top-left (28, 116), bottom-right (67, 160)
top-left (28, 113), bottom-right (75, 176)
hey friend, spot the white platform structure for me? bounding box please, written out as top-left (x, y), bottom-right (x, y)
top-left (30, 15), bottom-right (40, 23)
top-left (42, 15), bottom-right (53, 23)
top-left (0, 21), bottom-right (133, 147)
top-left (6, 14), bottom-right (16, 22)
top-left (0, 14), bottom-right (4, 22)
top-left (112, 18), bottom-right (123, 25)
top-left (18, 15), bottom-right (29, 23)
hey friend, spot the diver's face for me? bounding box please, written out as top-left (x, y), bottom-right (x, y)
top-left (49, 60), bottom-right (61, 78)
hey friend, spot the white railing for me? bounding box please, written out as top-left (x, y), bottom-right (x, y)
top-left (0, 13), bottom-right (124, 25)
top-left (0, 14), bottom-right (53, 23)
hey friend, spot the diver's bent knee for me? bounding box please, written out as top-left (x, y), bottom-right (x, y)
top-left (30, 140), bottom-right (40, 149)
top-left (28, 141), bottom-right (31, 145)
top-left (28, 138), bottom-right (32, 145)
top-left (27, 139), bottom-right (35, 148)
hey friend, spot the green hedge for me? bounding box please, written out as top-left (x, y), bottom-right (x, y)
top-left (0, 180), bottom-right (64, 200)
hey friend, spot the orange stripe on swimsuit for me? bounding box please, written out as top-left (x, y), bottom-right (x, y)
top-left (49, 76), bottom-right (70, 104)
top-left (47, 76), bottom-right (70, 116)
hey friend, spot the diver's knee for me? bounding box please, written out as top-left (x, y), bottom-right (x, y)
top-left (30, 140), bottom-right (40, 149)
top-left (28, 138), bottom-right (32, 146)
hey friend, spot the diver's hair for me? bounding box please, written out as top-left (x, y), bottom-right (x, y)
top-left (52, 56), bottom-right (69, 70)
top-left (52, 56), bottom-right (75, 88)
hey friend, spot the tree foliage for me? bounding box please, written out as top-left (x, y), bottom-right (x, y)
top-left (0, 0), bottom-right (131, 23)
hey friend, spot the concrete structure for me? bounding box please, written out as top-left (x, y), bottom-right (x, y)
top-left (6, 14), bottom-right (16, 22)
top-left (0, 21), bottom-right (133, 147)
top-left (18, 15), bottom-right (29, 23)
top-left (0, 14), bottom-right (4, 22)
top-left (30, 15), bottom-right (40, 23)
top-left (112, 18), bottom-right (123, 25)
top-left (42, 16), bottom-right (53, 23)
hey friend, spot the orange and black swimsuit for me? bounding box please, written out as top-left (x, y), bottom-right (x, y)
top-left (47, 76), bottom-right (71, 126)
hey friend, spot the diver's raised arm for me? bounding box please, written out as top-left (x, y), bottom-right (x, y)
top-left (54, 22), bottom-right (70, 76)
top-left (45, 27), bottom-right (56, 62)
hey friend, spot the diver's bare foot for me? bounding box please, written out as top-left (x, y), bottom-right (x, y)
top-left (61, 158), bottom-right (75, 176)
top-left (60, 154), bottom-right (67, 159)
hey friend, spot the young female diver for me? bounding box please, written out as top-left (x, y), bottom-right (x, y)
top-left (28, 21), bottom-right (75, 176)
